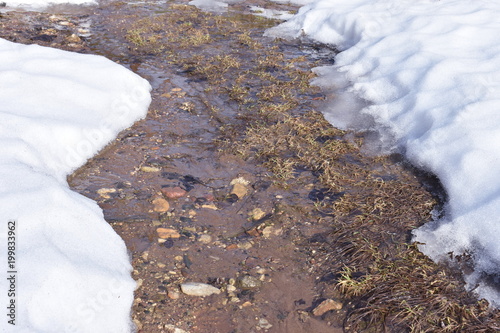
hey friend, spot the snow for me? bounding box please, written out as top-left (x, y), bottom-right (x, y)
top-left (0, 37), bottom-right (151, 332)
top-left (189, 0), bottom-right (243, 13)
top-left (3, 0), bottom-right (95, 9)
top-left (266, 0), bottom-right (500, 306)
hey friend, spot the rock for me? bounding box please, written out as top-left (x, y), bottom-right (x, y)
top-left (226, 244), bottom-right (238, 250)
top-left (257, 318), bottom-right (273, 330)
top-left (201, 203), bottom-right (218, 210)
top-left (262, 226), bottom-right (273, 238)
top-left (167, 289), bottom-right (180, 300)
top-left (140, 166), bottom-right (161, 172)
top-left (135, 279), bottom-right (143, 291)
top-left (230, 177), bottom-right (250, 186)
top-left (238, 275), bottom-right (262, 290)
top-left (161, 186), bottom-right (187, 199)
top-left (157, 227), bottom-right (180, 239)
top-left (66, 34), bottom-right (81, 43)
top-left (231, 183), bottom-right (248, 198)
top-left (237, 241), bottom-right (253, 250)
top-left (198, 234), bottom-right (212, 244)
top-left (152, 197), bottom-right (170, 212)
top-left (97, 188), bottom-right (116, 199)
top-left (312, 299), bottom-right (342, 316)
top-left (250, 207), bottom-right (266, 220)
top-left (226, 285), bottom-right (237, 293)
top-left (180, 282), bottom-right (221, 297)
top-left (164, 325), bottom-right (188, 333)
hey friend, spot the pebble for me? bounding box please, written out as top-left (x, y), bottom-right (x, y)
top-left (198, 234), bottom-right (212, 244)
top-left (238, 241), bottom-right (253, 250)
top-left (180, 282), bottom-right (221, 297)
top-left (140, 166), bottom-right (161, 172)
top-left (161, 186), bottom-right (187, 199)
top-left (157, 228), bottom-right (181, 239)
top-left (238, 275), bottom-right (262, 289)
top-left (257, 318), bottom-right (273, 330)
top-left (152, 198), bottom-right (170, 212)
top-left (201, 203), bottom-right (218, 210)
top-left (250, 208), bottom-right (266, 220)
top-left (135, 279), bottom-right (143, 291)
top-left (164, 325), bottom-right (188, 333)
top-left (231, 183), bottom-right (248, 198)
top-left (167, 289), bottom-right (180, 300)
top-left (312, 299), bottom-right (343, 316)
top-left (66, 34), bottom-right (81, 43)
top-left (97, 188), bottom-right (116, 199)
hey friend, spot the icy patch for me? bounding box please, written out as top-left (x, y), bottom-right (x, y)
top-left (189, 0), bottom-right (243, 13)
top-left (0, 38), bottom-right (151, 331)
top-left (250, 6), bottom-right (295, 20)
top-left (267, 0), bottom-right (500, 306)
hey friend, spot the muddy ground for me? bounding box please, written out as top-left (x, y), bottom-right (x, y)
top-left (2, 1), bottom-right (499, 332)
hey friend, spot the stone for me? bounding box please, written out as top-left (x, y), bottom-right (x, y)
top-left (167, 289), bottom-right (180, 300)
top-left (180, 282), bottom-right (221, 297)
top-left (250, 208), bottom-right (266, 220)
top-left (152, 198), bottom-right (170, 212)
top-left (157, 228), bottom-right (180, 239)
top-left (135, 279), bottom-right (143, 291)
top-left (312, 299), bottom-right (343, 316)
top-left (230, 177), bottom-right (250, 186)
top-left (231, 183), bottom-right (248, 198)
top-left (140, 166), bottom-right (161, 172)
top-left (198, 234), bottom-right (212, 244)
top-left (66, 34), bottom-right (81, 43)
top-left (257, 318), bottom-right (273, 330)
top-left (237, 241), bottom-right (253, 250)
top-left (238, 275), bottom-right (262, 290)
top-left (201, 203), bottom-right (218, 210)
top-left (161, 186), bottom-right (187, 199)
top-left (97, 188), bottom-right (116, 199)
top-left (164, 325), bottom-right (188, 333)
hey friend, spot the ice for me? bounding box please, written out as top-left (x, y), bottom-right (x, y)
top-left (0, 37), bottom-right (151, 332)
top-left (266, 0), bottom-right (500, 306)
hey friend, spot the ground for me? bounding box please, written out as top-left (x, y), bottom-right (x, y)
top-left (1, 1), bottom-right (499, 332)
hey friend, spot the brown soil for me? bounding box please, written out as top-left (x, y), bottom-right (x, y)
top-left (2, 1), bottom-right (499, 333)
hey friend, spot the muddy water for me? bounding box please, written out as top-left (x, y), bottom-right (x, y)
top-left (63, 1), bottom-right (347, 332)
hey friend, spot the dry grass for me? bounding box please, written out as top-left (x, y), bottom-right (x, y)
top-left (124, 4), bottom-right (500, 332)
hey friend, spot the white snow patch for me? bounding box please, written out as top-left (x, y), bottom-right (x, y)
top-left (0, 38), bottom-right (151, 332)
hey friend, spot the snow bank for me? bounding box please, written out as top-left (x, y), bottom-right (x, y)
top-left (266, 0), bottom-right (500, 305)
top-left (2, 0), bottom-right (96, 9)
top-left (0, 38), bottom-right (151, 332)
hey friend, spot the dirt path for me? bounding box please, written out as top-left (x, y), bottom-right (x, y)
top-left (2, 1), bottom-right (499, 332)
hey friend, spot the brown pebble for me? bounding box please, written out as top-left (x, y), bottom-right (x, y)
top-left (167, 289), bottom-right (180, 300)
top-left (312, 299), bottom-right (342, 316)
top-left (152, 198), bottom-right (170, 212)
top-left (246, 227), bottom-right (261, 237)
top-left (161, 186), bottom-right (187, 199)
top-left (231, 183), bottom-right (248, 198)
top-left (226, 244), bottom-right (238, 250)
top-left (157, 228), bottom-right (180, 239)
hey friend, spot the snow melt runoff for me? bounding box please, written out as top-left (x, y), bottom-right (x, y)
top-left (266, 0), bottom-right (500, 306)
top-left (0, 37), bottom-right (151, 332)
